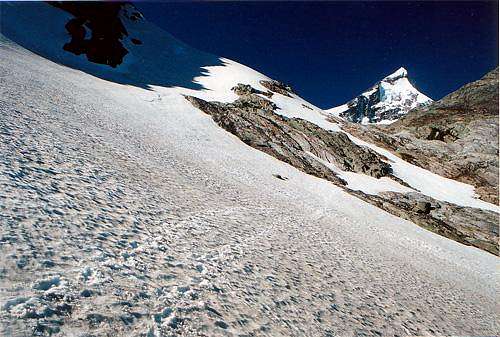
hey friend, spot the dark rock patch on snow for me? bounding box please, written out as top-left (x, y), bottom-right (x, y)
top-left (50, 2), bottom-right (132, 68)
top-left (260, 80), bottom-right (294, 97)
top-left (352, 190), bottom-right (499, 255)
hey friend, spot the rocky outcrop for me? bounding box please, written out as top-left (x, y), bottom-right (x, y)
top-left (231, 83), bottom-right (273, 98)
top-left (352, 191), bottom-right (498, 255)
top-left (391, 68), bottom-right (498, 137)
top-left (187, 81), bottom-right (498, 255)
top-left (185, 85), bottom-right (392, 187)
top-left (342, 68), bottom-right (499, 204)
top-left (328, 67), bottom-right (432, 124)
top-left (259, 80), bottom-right (294, 97)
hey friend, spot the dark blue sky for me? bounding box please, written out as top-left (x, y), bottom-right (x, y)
top-left (137, 1), bottom-right (498, 109)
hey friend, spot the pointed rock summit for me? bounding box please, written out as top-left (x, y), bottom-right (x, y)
top-left (327, 67), bottom-right (432, 124)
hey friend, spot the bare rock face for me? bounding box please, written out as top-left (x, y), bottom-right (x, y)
top-left (389, 68), bottom-right (498, 149)
top-left (259, 80), bottom-right (294, 97)
top-left (351, 191), bottom-right (499, 255)
top-left (342, 68), bottom-right (499, 204)
top-left (231, 83), bottom-right (273, 98)
top-left (185, 85), bottom-right (392, 187)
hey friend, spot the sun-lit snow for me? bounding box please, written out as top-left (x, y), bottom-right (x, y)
top-left (326, 66), bottom-right (433, 121)
top-left (1, 2), bottom-right (497, 225)
top-left (3, 1), bottom-right (491, 212)
top-left (345, 134), bottom-right (500, 212)
top-left (376, 119), bottom-right (397, 125)
top-left (1, 4), bottom-right (499, 334)
top-left (327, 103), bottom-right (349, 117)
top-left (376, 70), bottom-right (432, 106)
top-left (187, 58), bottom-right (342, 132)
top-left (384, 66), bottom-right (408, 81)
top-left (186, 56), bottom-right (497, 212)
top-left (361, 86), bottom-right (378, 98)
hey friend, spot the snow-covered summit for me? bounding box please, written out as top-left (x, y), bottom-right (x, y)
top-left (384, 66), bottom-right (408, 81)
top-left (327, 67), bottom-right (432, 124)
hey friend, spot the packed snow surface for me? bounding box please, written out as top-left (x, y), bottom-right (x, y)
top-left (0, 2), bottom-right (498, 336)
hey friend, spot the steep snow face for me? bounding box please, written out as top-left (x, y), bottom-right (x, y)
top-left (1, 40), bottom-right (499, 337)
top-left (1, 2), bottom-right (333, 131)
top-left (327, 67), bottom-right (432, 124)
top-left (0, 2), bottom-right (223, 91)
top-left (2, 1), bottom-right (497, 213)
top-left (0, 1), bottom-right (497, 213)
top-left (1, 5), bottom-right (500, 335)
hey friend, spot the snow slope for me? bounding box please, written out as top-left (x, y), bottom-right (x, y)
top-left (327, 67), bottom-right (433, 124)
top-left (171, 57), bottom-right (496, 211)
top-left (0, 3), bottom-right (498, 336)
top-left (1, 1), bottom-right (497, 223)
top-left (2, 1), bottom-right (497, 222)
top-left (187, 60), bottom-right (497, 211)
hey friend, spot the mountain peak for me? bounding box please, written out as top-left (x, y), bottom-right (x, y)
top-left (327, 67), bottom-right (432, 124)
top-left (384, 67), bottom-right (408, 81)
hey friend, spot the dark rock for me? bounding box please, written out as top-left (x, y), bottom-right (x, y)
top-left (16, 256), bottom-right (28, 269)
top-left (34, 321), bottom-right (61, 335)
top-left (232, 93), bottom-right (277, 112)
top-left (54, 303), bottom-right (73, 316)
top-left (214, 320), bottom-right (229, 329)
top-left (50, 2), bottom-right (139, 68)
top-left (80, 289), bottom-right (93, 297)
top-left (33, 277), bottom-right (60, 291)
top-left (205, 306), bottom-right (223, 317)
top-left (154, 307), bottom-right (173, 323)
top-left (352, 190), bottom-right (499, 255)
top-left (426, 127), bottom-right (459, 142)
top-left (63, 18), bottom-right (87, 55)
top-left (41, 260), bottom-right (55, 268)
top-left (231, 83), bottom-right (273, 98)
top-left (86, 313), bottom-right (109, 327)
top-left (259, 80), bottom-right (294, 97)
top-left (120, 314), bottom-right (135, 325)
top-left (413, 201), bottom-right (432, 214)
top-left (167, 316), bottom-right (183, 329)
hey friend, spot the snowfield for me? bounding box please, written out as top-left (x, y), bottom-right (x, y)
top-left (0, 2), bottom-right (499, 336)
